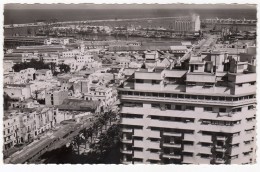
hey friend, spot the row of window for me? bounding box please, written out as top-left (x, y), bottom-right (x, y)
top-left (121, 114), bottom-right (143, 119)
top-left (200, 119), bottom-right (241, 126)
top-left (151, 115), bottom-right (194, 123)
top-left (120, 91), bottom-right (256, 102)
top-left (187, 82), bottom-right (215, 87)
top-left (123, 101), bottom-right (255, 113)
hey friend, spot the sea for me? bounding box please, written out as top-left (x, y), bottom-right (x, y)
top-left (4, 8), bottom-right (257, 25)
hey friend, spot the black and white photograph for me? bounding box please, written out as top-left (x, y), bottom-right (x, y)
top-left (1, 1), bottom-right (258, 167)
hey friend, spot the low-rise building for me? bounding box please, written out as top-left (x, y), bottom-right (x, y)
top-left (35, 69), bottom-right (53, 81)
top-left (56, 99), bottom-right (100, 124)
top-left (3, 107), bottom-right (57, 150)
top-left (4, 84), bottom-right (32, 101)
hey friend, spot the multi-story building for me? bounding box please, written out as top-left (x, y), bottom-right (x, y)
top-left (4, 84), bottom-right (32, 101)
top-left (118, 51), bottom-right (256, 164)
top-left (3, 107), bottom-right (57, 151)
top-left (3, 60), bottom-right (14, 75)
top-left (84, 86), bottom-right (116, 109)
top-left (42, 53), bottom-right (59, 64)
top-left (173, 14), bottom-right (201, 32)
top-left (5, 68), bottom-right (36, 84)
top-left (45, 88), bottom-right (69, 106)
top-left (3, 113), bottom-right (21, 150)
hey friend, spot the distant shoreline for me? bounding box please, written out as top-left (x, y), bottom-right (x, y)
top-left (4, 16), bottom-right (183, 28)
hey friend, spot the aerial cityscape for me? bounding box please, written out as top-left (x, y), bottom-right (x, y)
top-left (2, 4), bottom-right (257, 164)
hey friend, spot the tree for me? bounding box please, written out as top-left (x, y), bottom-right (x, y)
top-left (4, 92), bottom-right (11, 110)
top-left (58, 63), bottom-right (71, 73)
top-left (12, 59), bottom-right (50, 72)
top-left (49, 62), bottom-right (56, 74)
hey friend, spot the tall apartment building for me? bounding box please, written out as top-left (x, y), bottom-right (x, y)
top-left (173, 14), bottom-right (201, 32)
top-left (118, 51), bottom-right (256, 164)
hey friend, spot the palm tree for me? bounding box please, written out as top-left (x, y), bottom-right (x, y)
top-left (73, 133), bottom-right (85, 155)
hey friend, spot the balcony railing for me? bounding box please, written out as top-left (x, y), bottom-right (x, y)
top-left (150, 119), bottom-right (195, 130)
top-left (133, 151), bottom-right (144, 159)
top-left (121, 118), bottom-right (144, 125)
top-left (163, 132), bottom-right (182, 137)
top-left (215, 158), bottom-right (226, 164)
top-left (134, 129), bottom-right (143, 137)
top-left (182, 156), bottom-right (194, 164)
top-left (163, 142), bottom-right (182, 148)
top-left (199, 157), bottom-right (212, 164)
top-left (122, 128), bottom-right (133, 133)
top-left (121, 160), bottom-right (132, 165)
top-left (121, 149), bottom-right (132, 154)
top-left (216, 136), bottom-right (227, 141)
top-left (199, 146), bottom-right (212, 154)
top-left (148, 141), bottom-right (160, 149)
top-left (199, 123), bottom-right (241, 133)
top-left (149, 130), bottom-right (160, 138)
top-left (133, 140), bottom-right (144, 148)
top-left (183, 145), bottom-right (194, 152)
top-left (148, 152), bottom-right (161, 161)
top-left (229, 146), bottom-right (240, 156)
top-left (162, 153), bottom-right (182, 159)
top-left (121, 139), bottom-right (132, 144)
top-left (183, 134), bottom-right (195, 141)
top-left (215, 147), bottom-right (227, 153)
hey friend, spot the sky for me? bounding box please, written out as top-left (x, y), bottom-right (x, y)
top-left (4, 3), bottom-right (257, 10)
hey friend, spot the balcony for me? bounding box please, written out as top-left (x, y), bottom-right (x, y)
top-left (228, 73), bottom-right (256, 84)
top-left (122, 128), bottom-right (133, 133)
top-left (243, 132), bottom-right (255, 141)
top-left (215, 158), bottom-right (226, 164)
top-left (121, 149), bottom-right (132, 154)
top-left (122, 139), bottom-right (132, 144)
top-left (133, 151), bottom-right (144, 159)
top-left (162, 153), bottom-right (182, 159)
top-left (4, 138), bottom-right (13, 144)
top-left (231, 135), bottom-right (242, 144)
top-left (199, 157), bottom-right (212, 164)
top-left (149, 130), bottom-right (160, 138)
top-left (229, 146), bottom-right (240, 156)
top-left (215, 147), bottom-right (227, 153)
top-left (122, 160), bottom-right (132, 165)
top-left (216, 136), bottom-right (227, 141)
top-left (182, 156), bottom-right (195, 164)
top-left (150, 119), bottom-right (195, 130)
top-left (243, 143), bottom-right (253, 152)
top-left (199, 146), bottom-right (212, 154)
top-left (134, 129), bottom-right (143, 137)
top-left (183, 145), bottom-right (194, 152)
top-left (199, 123), bottom-right (241, 133)
top-left (121, 118), bottom-right (144, 126)
top-left (233, 85), bottom-right (256, 95)
top-left (135, 72), bottom-right (162, 80)
top-left (187, 73), bottom-right (216, 83)
top-left (148, 152), bottom-right (161, 161)
top-left (148, 141), bottom-right (160, 149)
top-left (198, 134), bottom-right (212, 143)
top-left (135, 83), bottom-right (161, 91)
top-left (183, 134), bottom-right (195, 141)
top-left (162, 142), bottom-right (182, 148)
top-left (163, 132), bottom-right (182, 137)
top-left (133, 140), bottom-right (144, 148)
